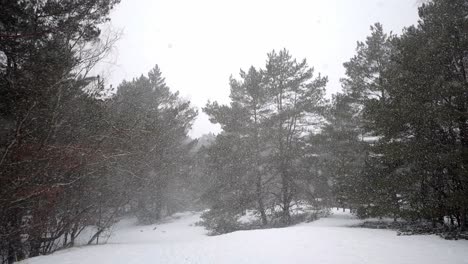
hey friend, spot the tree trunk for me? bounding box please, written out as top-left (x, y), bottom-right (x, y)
top-left (461, 207), bottom-right (467, 231)
top-left (281, 169), bottom-right (291, 225)
top-left (28, 237), bottom-right (41, 257)
top-left (256, 174), bottom-right (268, 226)
top-left (7, 210), bottom-right (25, 264)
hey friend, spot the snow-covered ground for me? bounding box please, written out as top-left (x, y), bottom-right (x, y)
top-left (19, 209), bottom-right (468, 264)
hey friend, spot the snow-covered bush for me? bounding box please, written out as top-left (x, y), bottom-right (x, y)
top-left (199, 210), bottom-right (241, 235)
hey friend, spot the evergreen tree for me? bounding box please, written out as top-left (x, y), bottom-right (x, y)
top-left (203, 66), bottom-right (269, 226)
top-left (263, 49), bottom-right (327, 224)
top-left (108, 65), bottom-right (197, 224)
top-left (337, 22), bottom-right (403, 219)
top-left (336, 0), bottom-right (468, 227)
top-left (370, 0), bottom-right (468, 226)
top-left (203, 50), bottom-right (327, 229)
top-left (0, 1), bottom-right (120, 262)
top-left (307, 93), bottom-right (366, 212)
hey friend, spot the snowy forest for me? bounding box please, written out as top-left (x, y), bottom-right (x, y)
top-left (1, 0), bottom-right (468, 263)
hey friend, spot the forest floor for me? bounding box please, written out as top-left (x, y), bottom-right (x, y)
top-left (19, 209), bottom-right (468, 264)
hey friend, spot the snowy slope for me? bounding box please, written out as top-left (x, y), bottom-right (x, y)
top-left (19, 210), bottom-right (468, 264)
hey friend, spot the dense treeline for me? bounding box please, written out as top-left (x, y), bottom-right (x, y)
top-left (336, 0), bottom-right (468, 227)
top-left (201, 0), bottom-right (468, 235)
top-left (0, 1), bottom-right (198, 263)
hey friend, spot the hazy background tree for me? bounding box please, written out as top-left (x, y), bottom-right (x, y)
top-left (106, 65), bottom-right (197, 224)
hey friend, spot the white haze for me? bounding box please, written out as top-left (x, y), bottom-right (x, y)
top-left (100, 0), bottom-right (420, 138)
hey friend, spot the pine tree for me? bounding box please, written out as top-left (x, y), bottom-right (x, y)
top-left (108, 65), bottom-right (197, 224)
top-left (373, 0), bottom-right (468, 226)
top-left (0, 1), bottom-right (120, 261)
top-left (308, 94), bottom-right (366, 212)
top-left (263, 49), bottom-right (327, 224)
top-left (338, 22), bottom-right (403, 219)
top-left (203, 66), bottom-right (269, 226)
top-left (342, 0), bottom-right (468, 226)
top-left (202, 50), bottom-right (327, 229)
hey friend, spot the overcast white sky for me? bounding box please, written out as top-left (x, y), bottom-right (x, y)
top-left (101, 0), bottom-right (421, 138)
